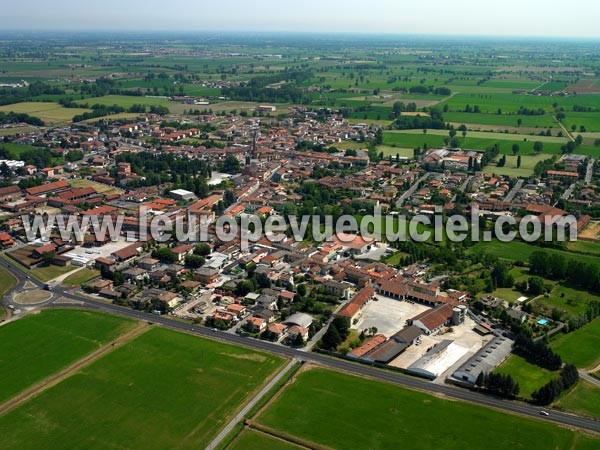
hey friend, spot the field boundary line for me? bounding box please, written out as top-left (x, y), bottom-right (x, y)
top-left (246, 421), bottom-right (331, 450)
top-left (0, 321), bottom-right (149, 416)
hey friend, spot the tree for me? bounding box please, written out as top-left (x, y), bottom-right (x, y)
top-left (533, 141), bottom-right (544, 153)
top-left (512, 144), bottom-right (520, 155)
top-left (517, 155), bottom-right (522, 168)
top-left (527, 276), bottom-right (545, 296)
top-left (41, 251), bottom-right (55, 265)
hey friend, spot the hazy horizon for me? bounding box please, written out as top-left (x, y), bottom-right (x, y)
top-left (1, 0), bottom-right (599, 39)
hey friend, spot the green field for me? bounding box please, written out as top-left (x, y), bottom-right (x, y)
top-left (551, 318), bottom-right (600, 369)
top-left (484, 153), bottom-right (550, 177)
top-left (0, 102), bottom-right (91, 124)
top-left (61, 268), bottom-right (101, 287)
top-left (0, 267), bottom-right (17, 299)
top-left (445, 112), bottom-right (557, 129)
top-left (29, 264), bottom-right (77, 282)
top-left (256, 368), bottom-right (598, 450)
top-left (0, 309), bottom-right (133, 404)
top-left (0, 326), bottom-right (284, 450)
top-left (75, 94), bottom-right (174, 109)
top-left (555, 380), bottom-right (600, 420)
top-left (227, 430), bottom-right (302, 450)
top-left (469, 240), bottom-right (600, 269)
top-left (537, 285), bottom-right (600, 318)
top-left (494, 354), bottom-right (557, 399)
top-left (384, 130), bottom-right (568, 155)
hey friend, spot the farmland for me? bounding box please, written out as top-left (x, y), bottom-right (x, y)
top-left (383, 129), bottom-right (570, 154)
top-left (255, 368), bottom-right (599, 450)
top-left (0, 309), bottom-right (134, 404)
top-left (0, 102), bottom-right (91, 124)
top-left (484, 153), bottom-right (553, 177)
top-left (227, 430), bottom-right (302, 450)
top-left (555, 381), bottom-right (600, 420)
top-left (0, 326), bottom-right (284, 450)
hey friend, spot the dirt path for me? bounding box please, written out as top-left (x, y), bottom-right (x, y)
top-left (554, 116), bottom-right (575, 142)
top-left (0, 321), bottom-right (148, 416)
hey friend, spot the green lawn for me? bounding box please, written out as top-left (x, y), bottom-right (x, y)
top-left (0, 327), bottom-right (284, 450)
top-left (29, 264), bottom-right (77, 282)
top-left (256, 368), bottom-right (598, 450)
top-left (484, 153), bottom-right (551, 178)
top-left (555, 380), bottom-right (600, 420)
top-left (537, 285), bottom-right (600, 318)
top-left (551, 318), bottom-right (600, 369)
top-left (227, 430), bottom-right (302, 450)
top-left (494, 354), bottom-right (557, 399)
top-left (0, 309), bottom-right (134, 404)
top-left (445, 112), bottom-right (557, 129)
top-left (61, 268), bottom-right (100, 287)
top-left (0, 267), bottom-right (17, 299)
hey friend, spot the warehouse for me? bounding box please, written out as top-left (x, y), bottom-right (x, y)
top-left (449, 335), bottom-right (514, 386)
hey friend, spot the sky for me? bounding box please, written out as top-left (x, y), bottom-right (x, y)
top-left (1, 0), bottom-right (599, 39)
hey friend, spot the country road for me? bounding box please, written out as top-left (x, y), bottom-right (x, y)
top-left (2, 259), bottom-right (600, 436)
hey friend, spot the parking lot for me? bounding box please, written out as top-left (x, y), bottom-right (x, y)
top-left (352, 295), bottom-right (429, 337)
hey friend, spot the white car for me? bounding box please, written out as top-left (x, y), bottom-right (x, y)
top-left (539, 411), bottom-right (549, 416)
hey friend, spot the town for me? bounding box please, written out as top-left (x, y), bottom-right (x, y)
top-left (0, 30), bottom-right (599, 450)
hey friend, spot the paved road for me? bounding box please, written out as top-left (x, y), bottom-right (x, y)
top-left (396, 173), bottom-right (430, 208)
top-left (3, 260), bottom-right (600, 435)
top-left (504, 179), bottom-right (524, 203)
top-left (585, 159), bottom-right (595, 185)
top-left (205, 359), bottom-right (298, 450)
top-left (560, 183), bottom-right (576, 203)
top-left (580, 371), bottom-right (600, 389)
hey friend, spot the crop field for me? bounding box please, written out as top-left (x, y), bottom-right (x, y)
top-left (227, 430), bottom-right (302, 450)
top-left (0, 126), bottom-right (39, 136)
top-left (494, 354), bottom-right (557, 398)
top-left (563, 112), bottom-right (600, 133)
top-left (0, 326), bottom-right (284, 450)
top-left (439, 93), bottom-right (600, 114)
top-left (555, 380), bottom-right (600, 420)
top-left (74, 94), bottom-right (175, 109)
top-left (444, 112), bottom-right (557, 129)
top-left (551, 318), bottom-right (600, 369)
top-left (384, 130), bottom-right (567, 154)
top-left (255, 368), bottom-right (599, 450)
top-left (0, 102), bottom-right (91, 124)
top-left (0, 309), bottom-right (134, 405)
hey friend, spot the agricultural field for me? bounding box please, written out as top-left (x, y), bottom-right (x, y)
top-left (444, 112), bottom-right (557, 129)
top-left (0, 309), bottom-right (134, 404)
top-left (256, 368), bottom-right (599, 450)
top-left (0, 102), bottom-right (91, 124)
top-left (555, 381), bottom-right (600, 420)
top-left (227, 430), bottom-right (302, 450)
top-left (494, 354), bottom-right (557, 399)
top-left (0, 326), bottom-right (285, 450)
top-left (0, 126), bottom-right (39, 136)
top-left (551, 318), bottom-right (600, 369)
top-left (384, 129), bottom-right (569, 155)
top-left (74, 94), bottom-right (175, 109)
